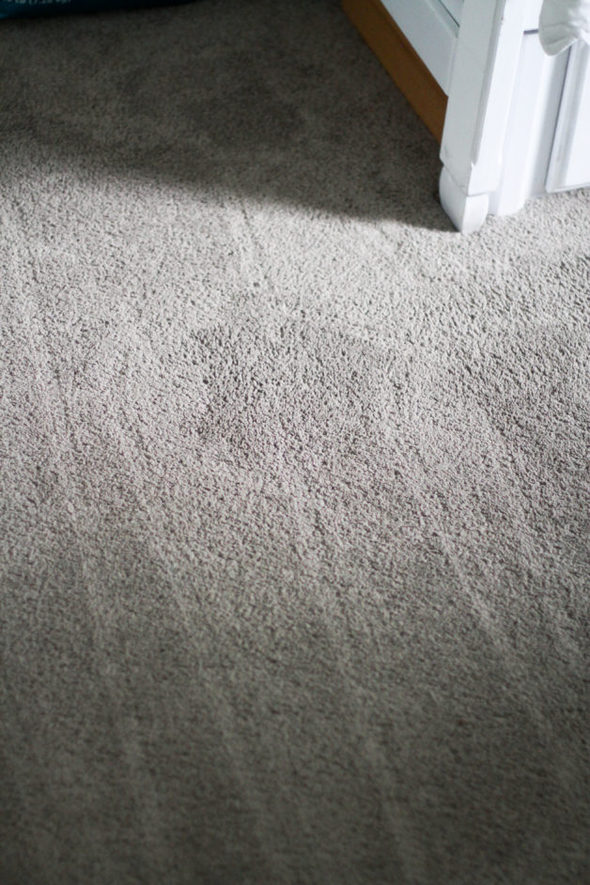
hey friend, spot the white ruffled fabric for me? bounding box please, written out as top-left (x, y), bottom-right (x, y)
top-left (539, 0), bottom-right (590, 54)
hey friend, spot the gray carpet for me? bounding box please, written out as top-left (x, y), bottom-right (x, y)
top-left (1, 1), bottom-right (589, 882)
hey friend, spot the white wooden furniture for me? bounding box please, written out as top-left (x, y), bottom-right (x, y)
top-left (346, 0), bottom-right (590, 232)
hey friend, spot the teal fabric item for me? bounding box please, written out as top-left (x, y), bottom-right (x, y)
top-left (0, 0), bottom-right (193, 17)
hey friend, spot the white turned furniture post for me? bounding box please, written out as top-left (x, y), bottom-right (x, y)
top-left (439, 0), bottom-right (590, 232)
top-left (439, 0), bottom-right (531, 232)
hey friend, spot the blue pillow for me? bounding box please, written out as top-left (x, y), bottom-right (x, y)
top-left (0, 0), bottom-right (193, 17)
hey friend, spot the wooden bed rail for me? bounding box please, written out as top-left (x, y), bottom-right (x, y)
top-left (342, 0), bottom-right (448, 142)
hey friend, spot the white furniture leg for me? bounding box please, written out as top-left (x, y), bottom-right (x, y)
top-left (439, 0), bottom-right (529, 233)
top-left (439, 167), bottom-right (489, 234)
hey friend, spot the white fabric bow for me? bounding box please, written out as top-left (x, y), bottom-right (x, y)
top-left (539, 0), bottom-right (590, 54)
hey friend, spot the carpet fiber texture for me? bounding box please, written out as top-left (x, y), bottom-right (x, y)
top-left (1, 1), bottom-right (589, 882)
